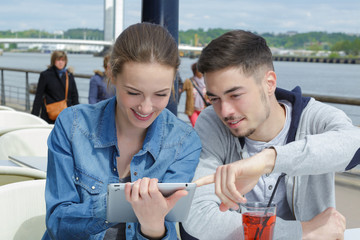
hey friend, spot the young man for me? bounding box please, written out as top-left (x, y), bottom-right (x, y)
top-left (182, 30), bottom-right (360, 240)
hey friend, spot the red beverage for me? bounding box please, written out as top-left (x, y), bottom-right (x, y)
top-left (242, 212), bottom-right (276, 240)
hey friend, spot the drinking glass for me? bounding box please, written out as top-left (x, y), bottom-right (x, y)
top-left (241, 202), bottom-right (277, 240)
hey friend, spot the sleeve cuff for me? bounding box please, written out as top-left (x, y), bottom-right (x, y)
top-left (271, 145), bottom-right (288, 174)
top-left (135, 221), bottom-right (176, 240)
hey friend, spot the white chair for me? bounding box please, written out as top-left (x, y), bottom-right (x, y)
top-left (0, 105), bottom-right (16, 111)
top-left (0, 111), bottom-right (48, 127)
top-left (0, 124), bottom-right (54, 136)
top-left (0, 128), bottom-right (53, 160)
top-left (0, 166), bottom-right (46, 186)
top-left (0, 179), bottom-right (46, 239)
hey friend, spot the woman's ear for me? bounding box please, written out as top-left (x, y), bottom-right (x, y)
top-left (106, 63), bottom-right (115, 85)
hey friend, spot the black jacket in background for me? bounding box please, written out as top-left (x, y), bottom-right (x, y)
top-left (31, 66), bottom-right (79, 123)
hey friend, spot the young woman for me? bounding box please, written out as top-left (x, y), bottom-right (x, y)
top-left (31, 50), bottom-right (79, 123)
top-left (42, 23), bottom-right (202, 240)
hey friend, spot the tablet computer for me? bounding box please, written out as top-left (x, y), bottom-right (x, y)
top-left (106, 182), bottom-right (197, 223)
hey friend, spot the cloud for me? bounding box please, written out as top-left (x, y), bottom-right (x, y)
top-left (0, 0), bottom-right (359, 34)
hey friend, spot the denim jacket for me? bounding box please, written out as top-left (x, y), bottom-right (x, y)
top-left (42, 97), bottom-right (202, 240)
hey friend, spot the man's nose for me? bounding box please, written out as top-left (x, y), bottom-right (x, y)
top-left (220, 100), bottom-right (234, 118)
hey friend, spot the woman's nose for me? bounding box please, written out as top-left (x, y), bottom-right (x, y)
top-left (139, 98), bottom-right (152, 113)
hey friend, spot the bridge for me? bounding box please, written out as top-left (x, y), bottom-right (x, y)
top-left (0, 0), bottom-right (204, 54)
top-left (0, 38), bottom-right (112, 47)
top-left (0, 38), bottom-right (203, 52)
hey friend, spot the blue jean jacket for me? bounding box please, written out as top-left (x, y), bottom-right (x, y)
top-left (42, 97), bottom-right (201, 240)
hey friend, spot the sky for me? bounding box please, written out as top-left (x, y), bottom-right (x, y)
top-left (1, 0), bottom-right (360, 34)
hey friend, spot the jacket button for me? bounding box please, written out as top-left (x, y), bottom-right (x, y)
top-left (113, 168), bottom-right (116, 172)
top-left (127, 225), bottom-right (131, 229)
top-left (134, 172), bottom-right (137, 176)
top-left (268, 185), bottom-right (273, 190)
top-left (75, 177), bottom-right (79, 181)
top-left (92, 186), bottom-right (95, 190)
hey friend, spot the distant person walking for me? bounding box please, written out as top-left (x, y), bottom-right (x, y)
top-left (31, 51), bottom-right (79, 123)
top-left (182, 62), bottom-right (210, 127)
top-left (88, 54), bottom-right (115, 104)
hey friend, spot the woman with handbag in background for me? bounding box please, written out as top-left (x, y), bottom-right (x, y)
top-left (31, 50), bottom-right (79, 123)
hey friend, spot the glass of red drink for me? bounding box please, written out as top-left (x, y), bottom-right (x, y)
top-left (241, 202), bottom-right (277, 240)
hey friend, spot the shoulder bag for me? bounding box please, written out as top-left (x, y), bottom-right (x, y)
top-left (190, 77), bottom-right (211, 107)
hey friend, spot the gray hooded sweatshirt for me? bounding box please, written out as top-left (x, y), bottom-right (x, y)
top-left (183, 87), bottom-right (360, 240)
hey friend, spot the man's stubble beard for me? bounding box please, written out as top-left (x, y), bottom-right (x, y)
top-left (229, 87), bottom-right (270, 138)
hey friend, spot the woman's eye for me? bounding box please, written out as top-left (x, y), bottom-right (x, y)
top-left (127, 92), bottom-right (139, 96)
top-left (156, 93), bottom-right (168, 97)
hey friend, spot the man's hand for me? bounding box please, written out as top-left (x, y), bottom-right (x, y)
top-left (301, 207), bottom-right (346, 240)
top-left (194, 148), bottom-right (276, 211)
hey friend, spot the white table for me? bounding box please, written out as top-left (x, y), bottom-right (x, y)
top-left (345, 228), bottom-right (360, 240)
top-left (9, 155), bottom-right (47, 172)
top-left (0, 160), bottom-right (21, 167)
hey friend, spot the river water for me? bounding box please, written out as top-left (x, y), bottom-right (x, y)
top-left (0, 52), bottom-right (360, 125)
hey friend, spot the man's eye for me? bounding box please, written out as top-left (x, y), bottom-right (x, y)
top-left (209, 98), bottom-right (219, 103)
top-left (232, 94), bottom-right (242, 98)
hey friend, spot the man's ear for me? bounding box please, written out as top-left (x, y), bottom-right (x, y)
top-left (265, 71), bottom-right (277, 95)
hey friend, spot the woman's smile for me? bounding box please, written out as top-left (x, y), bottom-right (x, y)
top-left (131, 109), bottom-right (154, 121)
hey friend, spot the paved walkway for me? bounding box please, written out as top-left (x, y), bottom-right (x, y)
top-left (335, 174), bottom-right (360, 229)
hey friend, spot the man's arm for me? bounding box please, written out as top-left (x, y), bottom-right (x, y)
top-left (301, 207), bottom-right (346, 240)
top-left (273, 99), bottom-right (360, 175)
top-left (184, 156), bottom-right (245, 239)
top-left (191, 101), bottom-right (355, 239)
top-left (183, 107), bottom-right (245, 239)
top-left (195, 148), bottom-right (276, 211)
top-left (183, 108), bottom-right (302, 240)
top-left (197, 100), bottom-right (360, 210)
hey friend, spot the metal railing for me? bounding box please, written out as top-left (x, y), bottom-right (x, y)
top-left (302, 93), bottom-right (360, 106)
top-left (3, 66), bottom-right (360, 109)
top-left (1, 66), bottom-right (359, 177)
top-left (1, 66), bottom-right (360, 118)
top-left (0, 67), bottom-right (92, 111)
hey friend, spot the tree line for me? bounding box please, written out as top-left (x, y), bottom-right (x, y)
top-left (1, 28), bottom-right (359, 56)
top-left (180, 28), bottom-right (360, 57)
top-left (0, 28), bottom-right (103, 40)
